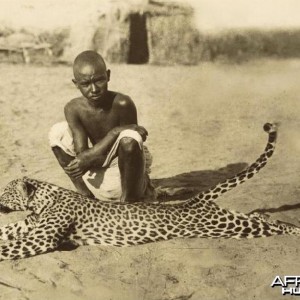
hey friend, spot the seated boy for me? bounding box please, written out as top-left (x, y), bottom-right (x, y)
top-left (49, 50), bottom-right (155, 203)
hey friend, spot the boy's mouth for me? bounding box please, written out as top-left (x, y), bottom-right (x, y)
top-left (90, 94), bottom-right (102, 100)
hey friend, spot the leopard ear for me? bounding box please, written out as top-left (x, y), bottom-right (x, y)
top-left (24, 182), bottom-right (36, 198)
top-left (21, 177), bottom-right (37, 198)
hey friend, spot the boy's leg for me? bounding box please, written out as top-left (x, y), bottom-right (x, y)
top-left (118, 137), bottom-right (145, 203)
top-left (51, 146), bottom-right (94, 198)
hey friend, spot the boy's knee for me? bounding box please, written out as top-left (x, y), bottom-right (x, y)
top-left (119, 137), bottom-right (141, 155)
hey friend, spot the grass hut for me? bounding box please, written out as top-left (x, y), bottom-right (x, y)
top-left (92, 0), bottom-right (200, 65)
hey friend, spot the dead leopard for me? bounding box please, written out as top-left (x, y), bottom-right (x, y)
top-left (0, 123), bottom-right (299, 260)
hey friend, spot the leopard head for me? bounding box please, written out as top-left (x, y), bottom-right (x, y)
top-left (0, 178), bottom-right (36, 214)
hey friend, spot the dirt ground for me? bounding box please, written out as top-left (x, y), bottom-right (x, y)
top-left (0, 59), bottom-right (299, 300)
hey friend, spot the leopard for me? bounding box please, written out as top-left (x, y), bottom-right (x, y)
top-left (0, 123), bottom-right (299, 261)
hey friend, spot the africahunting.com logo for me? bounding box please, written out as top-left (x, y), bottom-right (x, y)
top-left (271, 276), bottom-right (300, 296)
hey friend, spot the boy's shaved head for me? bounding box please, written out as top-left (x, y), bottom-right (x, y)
top-left (72, 50), bottom-right (111, 106)
top-left (73, 50), bottom-right (107, 79)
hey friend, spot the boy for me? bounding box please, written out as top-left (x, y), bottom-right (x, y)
top-left (49, 50), bottom-right (154, 202)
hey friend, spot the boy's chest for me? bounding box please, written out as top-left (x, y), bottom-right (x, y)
top-left (79, 109), bottom-right (119, 141)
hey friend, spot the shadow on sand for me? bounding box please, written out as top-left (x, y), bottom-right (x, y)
top-left (248, 203), bottom-right (300, 215)
top-left (152, 162), bottom-right (248, 202)
top-left (153, 161), bottom-right (300, 216)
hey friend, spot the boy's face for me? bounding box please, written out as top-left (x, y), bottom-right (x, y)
top-left (73, 63), bottom-right (110, 106)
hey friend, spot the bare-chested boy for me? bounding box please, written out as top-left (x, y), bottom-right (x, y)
top-left (49, 50), bottom-right (154, 203)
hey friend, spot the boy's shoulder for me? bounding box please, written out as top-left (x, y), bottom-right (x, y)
top-left (112, 92), bottom-right (135, 109)
top-left (64, 97), bottom-right (86, 115)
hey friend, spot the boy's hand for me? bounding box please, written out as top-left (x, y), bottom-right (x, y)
top-left (133, 125), bottom-right (148, 142)
top-left (64, 156), bottom-right (90, 179)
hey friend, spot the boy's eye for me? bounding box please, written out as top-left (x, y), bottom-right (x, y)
top-left (94, 78), bottom-right (105, 84)
top-left (78, 77), bottom-right (106, 87)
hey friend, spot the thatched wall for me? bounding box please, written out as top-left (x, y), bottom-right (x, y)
top-left (146, 12), bottom-right (201, 65)
top-left (92, 4), bottom-right (130, 64)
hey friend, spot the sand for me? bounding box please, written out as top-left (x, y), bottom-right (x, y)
top-left (0, 59), bottom-right (299, 300)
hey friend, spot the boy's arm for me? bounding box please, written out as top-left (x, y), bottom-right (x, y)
top-left (64, 102), bottom-right (89, 155)
top-left (65, 96), bottom-right (147, 178)
top-left (82, 96), bottom-right (147, 159)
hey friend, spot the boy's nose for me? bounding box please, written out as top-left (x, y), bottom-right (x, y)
top-left (91, 83), bottom-right (99, 92)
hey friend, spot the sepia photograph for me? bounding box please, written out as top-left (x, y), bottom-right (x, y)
top-left (0, 0), bottom-right (299, 299)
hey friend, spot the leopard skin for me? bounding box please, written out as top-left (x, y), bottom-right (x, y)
top-left (0, 123), bottom-right (299, 260)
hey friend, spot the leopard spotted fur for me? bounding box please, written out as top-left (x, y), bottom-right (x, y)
top-left (0, 123), bottom-right (299, 260)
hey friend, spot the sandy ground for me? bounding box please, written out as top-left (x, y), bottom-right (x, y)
top-left (0, 59), bottom-right (300, 299)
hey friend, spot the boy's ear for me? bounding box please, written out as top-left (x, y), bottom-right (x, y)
top-left (106, 69), bottom-right (111, 82)
top-left (72, 79), bottom-right (79, 88)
